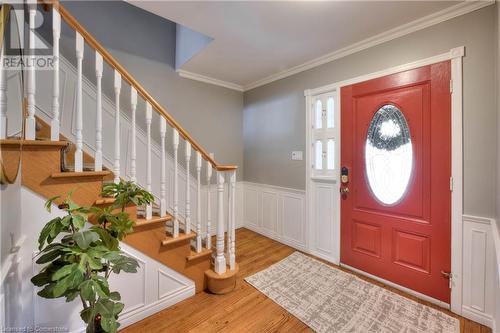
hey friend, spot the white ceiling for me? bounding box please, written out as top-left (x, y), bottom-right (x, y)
top-left (129, 1), bottom-right (484, 90)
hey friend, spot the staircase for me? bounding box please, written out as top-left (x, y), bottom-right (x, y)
top-left (0, 1), bottom-right (238, 294)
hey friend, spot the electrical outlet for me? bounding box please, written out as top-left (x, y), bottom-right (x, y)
top-left (291, 151), bottom-right (303, 161)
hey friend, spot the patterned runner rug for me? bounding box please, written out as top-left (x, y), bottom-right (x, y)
top-left (245, 252), bottom-right (459, 333)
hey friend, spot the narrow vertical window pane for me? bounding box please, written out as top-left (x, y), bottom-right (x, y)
top-left (315, 140), bottom-right (323, 170)
top-left (315, 100), bottom-right (323, 129)
top-left (327, 97), bottom-right (334, 128)
top-left (327, 139), bottom-right (334, 170)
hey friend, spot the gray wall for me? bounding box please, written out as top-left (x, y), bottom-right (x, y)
top-left (61, 1), bottom-right (244, 177)
top-left (244, 5), bottom-right (498, 218)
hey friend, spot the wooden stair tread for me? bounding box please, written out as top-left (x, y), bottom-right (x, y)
top-left (51, 170), bottom-right (112, 178)
top-left (1, 139), bottom-right (69, 148)
top-left (135, 214), bottom-right (172, 227)
top-left (161, 232), bottom-right (196, 246)
top-left (186, 247), bottom-right (213, 262)
top-left (94, 197), bottom-right (116, 205)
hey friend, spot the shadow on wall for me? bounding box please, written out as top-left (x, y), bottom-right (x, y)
top-left (0, 177), bottom-right (23, 327)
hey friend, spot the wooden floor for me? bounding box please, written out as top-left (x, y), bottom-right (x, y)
top-left (122, 228), bottom-right (491, 333)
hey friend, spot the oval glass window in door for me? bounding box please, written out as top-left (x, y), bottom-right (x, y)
top-left (365, 104), bottom-right (413, 205)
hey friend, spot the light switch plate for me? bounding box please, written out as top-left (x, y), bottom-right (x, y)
top-left (291, 151), bottom-right (303, 161)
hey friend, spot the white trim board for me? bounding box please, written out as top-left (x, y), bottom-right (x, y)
top-left (177, 69), bottom-right (244, 92)
top-left (304, 47), bottom-right (464, 315)
top-left (177, 1), bottom-right (492, 92)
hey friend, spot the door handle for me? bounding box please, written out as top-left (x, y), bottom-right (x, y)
top-left (340, 187), bottom-right (349, 194)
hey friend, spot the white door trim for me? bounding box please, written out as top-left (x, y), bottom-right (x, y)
top-left (304, 46), bottom-right (464, 314)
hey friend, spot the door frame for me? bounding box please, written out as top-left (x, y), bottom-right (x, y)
top-left (304, 46), bottom-right (464, 314)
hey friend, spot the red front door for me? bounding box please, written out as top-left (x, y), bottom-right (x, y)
top-left (340, 62), bottom-right (452, 303)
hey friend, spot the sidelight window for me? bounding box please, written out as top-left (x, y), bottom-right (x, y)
top-left (312, 94), bottom-right (336, 177)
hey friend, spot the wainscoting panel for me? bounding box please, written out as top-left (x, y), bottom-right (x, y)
top-left (462, 215), bottom-right (496, 328)
top-left (309, 181), bottom-right (337, 263)
top-left (243, 182), bottom-right (306, 251)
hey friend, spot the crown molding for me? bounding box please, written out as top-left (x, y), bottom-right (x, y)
top-left (177, 69), bottom-right (244, 92)
top-left (243, 0), bottom-right (493, 91)
top-left (177, 1), bottom-right (493, 93)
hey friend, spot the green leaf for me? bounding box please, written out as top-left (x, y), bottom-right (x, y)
top-left (36, 249), bottom-right (62, 264)
top-left (52, 263), bottom-right (78, 281)
top-left (65, 289), bottom-right (80, 302)
top-left (112, 301), bottom-right (124, 316)
top-left (100, 316), bottom-right (118, 333)
top-left (37, 283), bottom-right (57, 298)
top-left (108, 291), bottom-right (121, 301)
top-left (31, 271), bottom-right (52, 287)
top-left (91, 227), bottom-right (119, 251)
top-left (107, 253), bottom-right (139, 274)
top-left (79, 280), bottom-right (97, 303)
top-left (73, 231), bottom-right (99, 250)
top-left (72, 214), bottom-right (86, 229)
top-left (79, 253), bottom-right (103, 271)
top-left (38, 217), bottom-right (61, 250)
top-left (44, 195), bottom-right (60, 213)
top-left (60, 215), bottom-right (72, 227)
top-left (80, 307), bottom-right (94, 324)
top-left (92, 276), bottom-right (110, 296)
top-left (52, 266), bottom-right (84, 297)
top-left (95, 298), bottom-right (115, 317)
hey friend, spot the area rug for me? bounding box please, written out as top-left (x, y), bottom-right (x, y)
top-left (245, 252), bottom-right (459, 333)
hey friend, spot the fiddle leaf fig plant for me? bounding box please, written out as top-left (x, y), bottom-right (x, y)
top-left (32, 181), bottom-right (154, 333)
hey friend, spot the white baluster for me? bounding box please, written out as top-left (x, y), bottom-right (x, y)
top-left (74, 33), bottom-right (84, 172)
top-left (94, 53), bottom-right (103, 171)
top-left (145, 103), bottom-right (153, 220)
top-left (113, 70), bottom-right (121, 183)
top-left (0, 40), bottom-right (6, 140)
top-left (172, 129), bottom-right (180, 237)
top-left (229, 170), bottom-right (236, 270)
top-left (25, 2), bottom-right (36, 140)
top-left (215, 171), bottom-right (227, 274)
top-left (195, 152), bottom-right (202, 253)
top-left (206, 153), bottom-right (214, 250)
top-left (130, 87), bottom-right (137, 182)
top-left (50, 8), bottom-right (61, 141)
top-left (185, 142), bottom-right (192, 234)
top-left (160, 117), bottom-right (167, 217)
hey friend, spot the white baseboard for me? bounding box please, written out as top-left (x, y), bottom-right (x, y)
top-left (462, 305), bottom-right (494, 328)
top-left (117, 285), bottom-right (195, 330)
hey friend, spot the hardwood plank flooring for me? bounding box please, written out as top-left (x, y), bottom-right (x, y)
top-left (121, 228), bottom-right (491, 333)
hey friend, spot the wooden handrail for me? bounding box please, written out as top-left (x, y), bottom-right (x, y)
top-left (49, 2), bottom-right (237, 172)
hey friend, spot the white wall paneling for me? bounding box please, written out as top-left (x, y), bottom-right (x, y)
top-left (242, 182), bottom-right (306, 251)
top-left (309, 180), bottom-right (338, 263)
top-left (462, 215), bottom-right (496, 328)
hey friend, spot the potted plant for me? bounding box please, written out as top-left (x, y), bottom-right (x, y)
top-left (31, 181), bottom-right (154, 333)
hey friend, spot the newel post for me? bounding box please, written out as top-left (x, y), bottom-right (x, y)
top-left (214, 171), bottom-right (227, 274)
